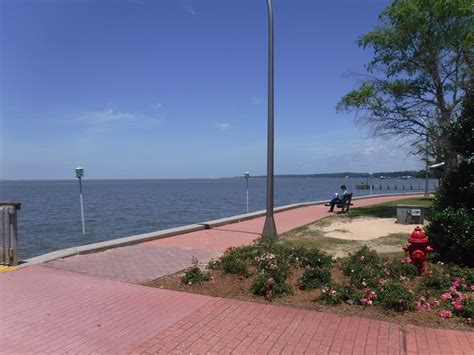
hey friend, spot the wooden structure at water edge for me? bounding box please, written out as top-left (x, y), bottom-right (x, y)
top-left (356, 184), bottom-right (436, 191)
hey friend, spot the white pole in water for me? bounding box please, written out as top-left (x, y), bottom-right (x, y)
top-left (369, 173), bottom-right (373, 196)
top-left (75, 167), bottom-right (86, 236)
top-left (244, 172), bottom-right (250, 213)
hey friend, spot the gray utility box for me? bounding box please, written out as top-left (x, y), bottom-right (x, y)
top-left (396, 205), bottom-right (425, 225)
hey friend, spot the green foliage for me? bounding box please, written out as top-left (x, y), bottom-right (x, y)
top-left (432, 161), bottom-right (474, 212)
top-left (426, 87), bottom-right (474, 267)
top-left (337, 0), bottom-right (472, 166)
top-left (251, 248), bottom-right (293, 300)
top-left (449, 88), bottom-right (473, 158)
top-left (181, 258), bottom-right (209, 285)
top-left (444, 265), bottom-right (474, 287)
top-left (318, 283), bottom-right (356, 305)
top-left (251, 274), bottom-right (292, 300)
top-left (425, 208), bottom-right (474, 266)
top-left (296, 248), bottom-right (333, 269)
top-left (342, 246), bottom-right (384, 287)
top-left (421, 267), bottom-right (451, 290)
top-left (379, 282), bottom-right (415, 312)
top-left (454, 298), bottom-right (474, 320)
top-left (215, 245), bottom-right (261, 277)
top-left (385, 259), bottom-right (418, 279)
top-left (299, 267), bottom-right (332, 290)
top-left (221, 258), bottom-right (249, 277)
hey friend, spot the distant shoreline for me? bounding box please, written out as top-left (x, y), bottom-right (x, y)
top-left (0, 171), bottom-right (435, 182)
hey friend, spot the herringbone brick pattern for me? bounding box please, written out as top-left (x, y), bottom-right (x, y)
top-left (132, 298), bottom-right (404, 354)
top-left (0, 266), bottom-right (211, 354)
top-left (45, 244), bottom-right (220, 283)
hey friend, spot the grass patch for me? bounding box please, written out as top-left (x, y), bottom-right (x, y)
top-left (370, 233), bottom-right (408, 246)
top-left (345, 197), bottom-right (433, 219)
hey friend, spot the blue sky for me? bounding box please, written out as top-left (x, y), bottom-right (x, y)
top-left (1, 0), bottom-right (423, 180)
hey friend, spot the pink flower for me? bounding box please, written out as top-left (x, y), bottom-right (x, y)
top-left (439, 310), bottom-right (453, 319)
top-left (364, 287), bottom-right (371, 293)
top-left (441, 293), bottom-right (452, 300)
top-left (267, 277), bottom-right (275, 285)
top-left (370, 291), bottom-right (377, 298)
top-left (360, 298), bottom-right (368, 304)
top-left (452, 277), bottom-right (462, 288)
top-left (470, 285), bottom-right (474, 291)
top-left (415, 301), bottom-right (423, 310)
top-left (453, 291), bottom-right (463, 301)
top-left (452, 300), bottom-right (463, 311)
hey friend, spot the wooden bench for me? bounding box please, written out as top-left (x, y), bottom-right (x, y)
top-left (325, 193), bottom-right (353, 213)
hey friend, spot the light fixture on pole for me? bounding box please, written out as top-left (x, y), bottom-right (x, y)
top-left (262, 0), bottom-right (278, 241)
top-left (75, 167), bottom-right (86, 236)
top-left (244, 172), bottom-right (250, 213)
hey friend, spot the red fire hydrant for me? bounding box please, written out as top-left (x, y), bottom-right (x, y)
top-left (402, 226), bottom-right (433, 276)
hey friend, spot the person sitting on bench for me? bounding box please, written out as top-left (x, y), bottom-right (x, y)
top-left (328, 185), bottom-right (349, 212)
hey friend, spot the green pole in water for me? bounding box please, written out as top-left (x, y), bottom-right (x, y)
top-left (75, 167), bottom-right (85, 236)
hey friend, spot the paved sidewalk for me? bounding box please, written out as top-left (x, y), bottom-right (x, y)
top-left (1, 194), bottom-right (473, 354)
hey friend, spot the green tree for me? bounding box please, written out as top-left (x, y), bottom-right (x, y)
top-left (337, 0), bottom-right (473, 174)
top-left (425, 90), bottom-right (474, 266)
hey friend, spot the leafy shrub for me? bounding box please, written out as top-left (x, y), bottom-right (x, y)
top-left (444, 265), bottom-right (474, 288)
top-left (342, 246), bottom-right (384, 287)
top-left (385, 259), bottom-right (418, 280)
top-left (299, 248), bottom-right (332, 269)
top-left (221, 258), bottom-right (249, 277)
top-left (214, 244), bottom-right (263, 276)
top-left (379, 283), bottom-right (415, 312)
top-left (425, 208), bottom-right (474, 267)
top-left (299, 267), bottom-right (331, 290)
top-left (421, 267), bottom-right (451, 290)
top-left (319, 283), bottom-right (355, 305)
top-left (432, 161), bottom-right (474, 213)
top-left (251, 251), bottom-right (292, 299)
top-left (453, 298), bottom-right (474, 320)
top-left (181, 258), bottom-right (209, 285)
top-left (251, 274), bottom-right (292, 300)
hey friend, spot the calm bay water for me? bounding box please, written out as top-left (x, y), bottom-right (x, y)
top-left (0, 178), bottom-right (437, 260)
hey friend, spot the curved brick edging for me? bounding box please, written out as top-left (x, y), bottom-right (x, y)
top-left (22, 192), bottom-right (423, 267)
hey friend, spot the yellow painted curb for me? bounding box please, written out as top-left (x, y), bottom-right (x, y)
top-left (0, 265), bottom-right (17, 272)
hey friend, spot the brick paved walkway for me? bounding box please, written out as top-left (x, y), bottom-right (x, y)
top-left (1, 194), bottom-right (473, 354)
top-left (46, 244), bottom-right (221, 283)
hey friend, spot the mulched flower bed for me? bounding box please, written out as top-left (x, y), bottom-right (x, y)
top-left (144, 239), bottom-right (473, 331)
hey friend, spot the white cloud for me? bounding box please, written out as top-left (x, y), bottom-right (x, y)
top-left (184, 5), bottom-right (196, 16)
top-left (217, 122), bottom-right (231, 130)
top-left (77, 107), bottom-right (135, 123)
top-left (150, 102), bottom-right (162, 109)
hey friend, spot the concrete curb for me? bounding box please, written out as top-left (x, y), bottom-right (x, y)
top-left (22, 224), bottom-right (205, 267)
top-left (21, 192), bottom-right (423, 267)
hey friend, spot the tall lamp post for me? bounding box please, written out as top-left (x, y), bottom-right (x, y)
top-left (262, 0), bottom-right (278, 241)
top-left (75, 167), bottom-right (86, 236)
top-left (244, 172), bottom-right (250, 213)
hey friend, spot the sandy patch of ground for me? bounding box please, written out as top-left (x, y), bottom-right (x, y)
top-left (311, 217), bottom-right (424, 240)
